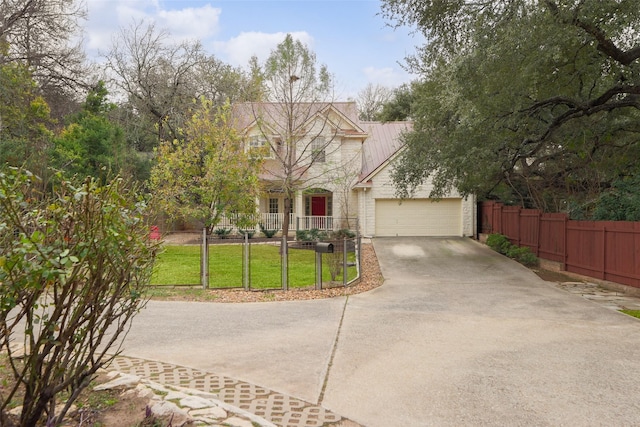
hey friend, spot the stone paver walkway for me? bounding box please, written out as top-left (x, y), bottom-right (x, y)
top-left (109, 356), bottom-right (354, 427)
top-left (553, 280), bottom-right (640, 312)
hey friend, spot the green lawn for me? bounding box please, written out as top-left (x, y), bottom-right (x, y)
top-left (621, 310), bottom-right (640, 319)
top-left (151, 244), bottom-right (357, 289)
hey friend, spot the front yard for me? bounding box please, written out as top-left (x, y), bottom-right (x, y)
top-left (151, 243), bottom-right (357, 289)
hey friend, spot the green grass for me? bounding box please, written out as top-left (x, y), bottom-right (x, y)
top-left (151, 244), bottom-right (357, 290)
top-left (620, 310), bottom-right (640, 319)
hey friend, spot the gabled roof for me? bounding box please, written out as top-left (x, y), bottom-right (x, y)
top-left (232, 102), bottom-right (366, 137)
top-left (359, 121), bottom-right (412, 182)
top-left (231, 102), bottom-right (412, 187)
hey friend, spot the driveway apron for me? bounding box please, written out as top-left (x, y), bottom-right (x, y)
top-left (322, 237), bottom-right (640, 426)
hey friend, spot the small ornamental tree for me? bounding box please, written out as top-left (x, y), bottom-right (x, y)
top-left (0, 168), bottom-right (159, 426)
top-left (150, 98), bottom-right (262, 234)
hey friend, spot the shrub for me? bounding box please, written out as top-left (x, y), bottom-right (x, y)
top-left (0, 169), bottom-right (158, 426)
top-left (296, 230), bottom-right (310, 241)
top-left (213, 227), bottom-right (232, 238)
top-left (518, 250), bottom-right (539, 267)
top-left (330, 228), bottom-right (356, 239)
top-left (486, 233), bottom-right (511, 254)
top-left (506, 246), bottom-right (539, 267)
top-left (238, 229), bottom-right (255, 239)
top-left (486, 233), bottom-right (539, 267)
top-left (296, 228), bottom-right (327, 241)
top-left (259, 223), bottom-right (278, 238)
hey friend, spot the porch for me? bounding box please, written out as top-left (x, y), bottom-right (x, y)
top-left (215, 213), bottom-right (350, 234)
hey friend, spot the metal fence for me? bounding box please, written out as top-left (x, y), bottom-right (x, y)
top-left (197, 233), bottom-right (361, 291)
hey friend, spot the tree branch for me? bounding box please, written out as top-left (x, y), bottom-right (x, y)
top-left (573, 19), bottom-right (640, 66)
top-left (545, 0), bottom-right (640, 66)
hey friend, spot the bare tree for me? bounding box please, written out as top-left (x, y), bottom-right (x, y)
top-left (332, 155), bottom-right (361, 229)
top-left (239, 35), bottom-right (365, 288)
top-left (104, 20), bottom-right (203, 143)
top-left (0, 0), bottom-right (90, 112)
top-left (356, 83), bottom-right (393, 121)
top-left (105, 20), bottom-right (252, 145)
top-left (248, 34), bottom-right (338, 237)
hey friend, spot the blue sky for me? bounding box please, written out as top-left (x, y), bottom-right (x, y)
top-left (84, 0), bottom-right (422, 98)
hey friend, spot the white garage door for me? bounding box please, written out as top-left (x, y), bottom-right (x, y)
top-left (375, 198), bottom-right (462, 237)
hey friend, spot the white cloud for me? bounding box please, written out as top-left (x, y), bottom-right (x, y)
top-left (156, 5), bottom-right (221, 41)
top-left (212, 31), bottom-right (313, 68)
top-left (84, 0), bottom-right (221, 56)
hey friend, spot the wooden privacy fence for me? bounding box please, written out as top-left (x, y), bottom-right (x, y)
top-left (480, 201), bottom-right (640, 288)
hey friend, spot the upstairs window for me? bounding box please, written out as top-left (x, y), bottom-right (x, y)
top-left (311, 137), bottom-right (326, 162)
top-left (249, 136), bottom-right (273, 159)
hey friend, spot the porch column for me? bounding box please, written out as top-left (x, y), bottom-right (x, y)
top-left (294, 191), bottom-right (303, 230)
top-left (358, 188), bottom-right (368, 237)
top-left (255, 195), bottom-right (261, 232)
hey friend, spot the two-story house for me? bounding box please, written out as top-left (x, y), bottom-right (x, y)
top-left (228, 101), bottom-right (476, 238)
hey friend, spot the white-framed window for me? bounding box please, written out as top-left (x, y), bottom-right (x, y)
top-left (249, 136), bottom-right (274, 158)
top-left (311, 137), bottom-right (326, 162)
top-left (269, 198), bottom-right (279, 214)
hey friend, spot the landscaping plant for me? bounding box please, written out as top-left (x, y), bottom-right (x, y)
top-left (0, 168), bottom-right (159, 426)
top-left (213, 227), bottom-right (232, 238)
top-left (486, 233), bottom-right (538, 267)
top-left (259, 223), bottom-right (278, 238)
top-left (486, 233), bottom-right (511, 255)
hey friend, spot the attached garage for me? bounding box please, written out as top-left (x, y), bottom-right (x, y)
top-left (375, 198), bottom-right (463, 237)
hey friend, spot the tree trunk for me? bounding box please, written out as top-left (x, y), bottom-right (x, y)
top-left (282, 196), bottom-right (291, 237)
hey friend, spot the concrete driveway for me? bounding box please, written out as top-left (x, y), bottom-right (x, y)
top-left (123, 237), bottom-right (640, 426)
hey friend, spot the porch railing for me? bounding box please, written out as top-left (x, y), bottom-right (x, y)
top-left (213, 214), bottom-right (356, 233)
top-left (296, 216), bottom-right (333, 231)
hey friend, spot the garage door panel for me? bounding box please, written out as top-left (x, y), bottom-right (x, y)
top-left (375, 199), bottom-right (461, 237)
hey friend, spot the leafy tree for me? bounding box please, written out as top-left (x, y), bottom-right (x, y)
top-left (592, 174), bottom-right (640, 221)
top-left (382, 0), bottom-right (640, 212)
top-left (150, 99), bottom-right (262, 234)
top-left (53, 81), bottom-right (145, 181)
top-left (0, 0), bottom-right (89, 120)
top-left (376, 83), bottom-right (415, 122)
top-left (0, 63), bottom-right (54, 183)
top-left (0, 168), bottom-right (158, 426)
top-left (243, 55), bottom-right (267, 102)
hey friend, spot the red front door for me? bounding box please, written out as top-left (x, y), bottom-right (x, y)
top-left (311, 196), bottom-right (326, 216)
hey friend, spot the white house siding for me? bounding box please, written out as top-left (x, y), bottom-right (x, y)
top-left (337, 138), bottom-right (364, 221)
top-left (359, 161), bottom-right (475, 237)
top-left (302, 129), bottom-right (363, 224)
